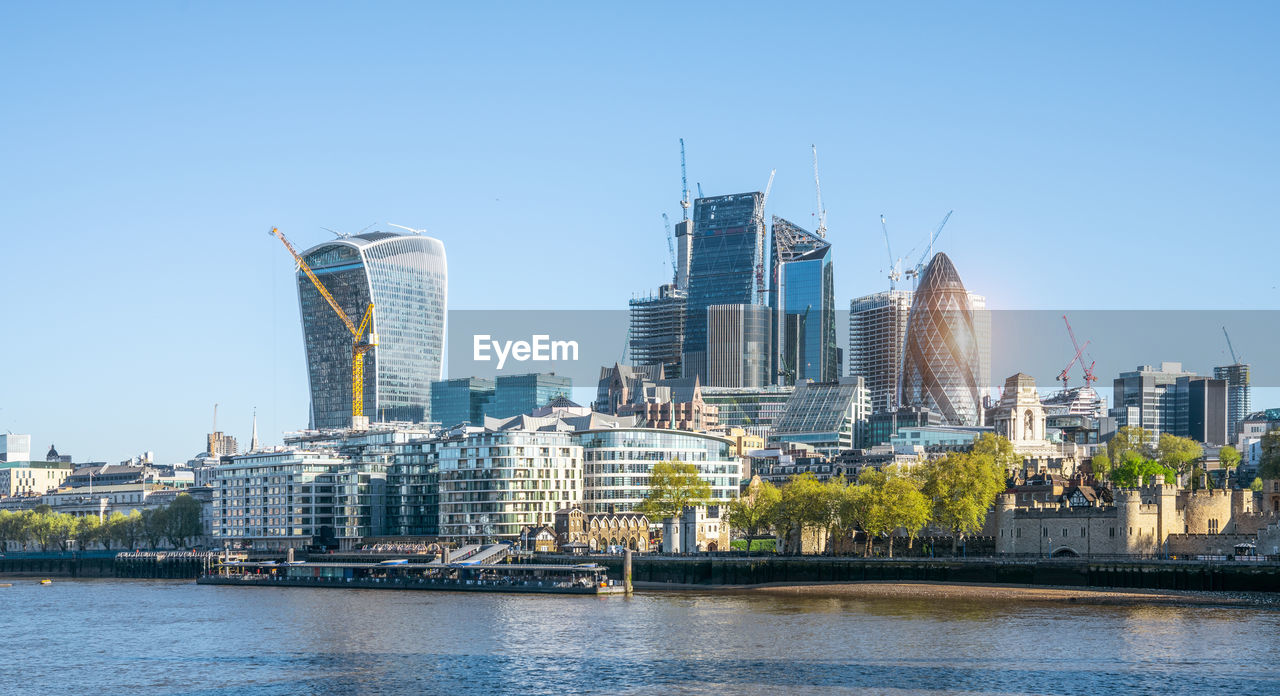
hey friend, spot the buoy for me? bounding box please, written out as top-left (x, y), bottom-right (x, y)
top-left (39, 579), bottom-right (52, 585)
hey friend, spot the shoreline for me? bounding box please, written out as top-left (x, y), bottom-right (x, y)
top-left (635, 579), bottom-right (1280, 607)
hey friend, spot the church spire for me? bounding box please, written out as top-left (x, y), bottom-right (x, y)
top-left (250, 409), bottom-right (259, 452)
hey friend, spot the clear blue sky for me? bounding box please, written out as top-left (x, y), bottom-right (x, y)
top-left (2, 2), bottom-right (1277, 464)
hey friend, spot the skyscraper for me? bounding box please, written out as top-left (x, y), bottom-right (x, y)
top-left (706, 304), bottom-right (772, 388)
top-left (683, 192), bottom-right (766, 381)
top-left (770, 376), bottom-right (871, 455)
top-left (1111, 362), bottom-right (1195, 439)
top-left (297, 231), bottom-right (447, 429)
top-left (770, 216), bottom-right (836, 385)
top-left (849, 290), bottom-right (914, 411)
top-left (629, 284), bottom-right (686, 378)
top-left (1213, 363), bottom-right (1251, 442)
top-left (899, 253), bottom-right (983, 426)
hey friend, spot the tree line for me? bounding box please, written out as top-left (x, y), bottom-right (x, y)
top-left (0, 494), bottom-right (203, 552)
top-left (1090, 426), bottom-right (1251, 489)
top-left (644, 434), bottom-right (1014, 556)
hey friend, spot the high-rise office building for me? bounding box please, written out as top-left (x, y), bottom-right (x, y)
top-left (296, 231), bottom-right (447, 428)
top-left (1213, 363), bottom-right (1251, 442)
top-left (899, 253), bottom-right (984, 426)
top-left (488, 373), bottom-right (572, 419)
top-left (1174, 375), bottom-right (1228, 445)
top-left (849, 290), bottom-right (914, 411)
top-left (706, 304), bottom-right (772, 388)
top-left (770, 216), bottom-right (837, 385)
top-left (683, 192), bottom-right (766, 381)
top-left (1111, 362), bottom-right (1196, 439)
top-left (431, 377), bottom-right (495, 429)
top-left (629, 284), bottom-right (686, 378)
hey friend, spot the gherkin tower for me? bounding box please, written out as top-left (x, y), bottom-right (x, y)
top-left (899, 253), bottom-right (982, 426)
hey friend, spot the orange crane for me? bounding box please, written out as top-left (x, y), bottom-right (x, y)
top-left (269, 227), bottom-right (377, 426)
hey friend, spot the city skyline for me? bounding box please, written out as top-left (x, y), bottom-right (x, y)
top-left (3, 3), bottom-right (1279, 462)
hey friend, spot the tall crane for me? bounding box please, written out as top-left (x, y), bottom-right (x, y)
top-left (812, 145), bottom-right (828, 237)
top-left (905, 210), bottom-right (953, 286)
top-left (880, 215), bottom-right (909, 290)
top-left (662, 213), bottom-right (676, 284)
top-left (755, 169), bottom-right (776, 299)
top-left (697, 183), bottom-right (704, 199)
top-left (679, 138), bottom-right (691, 221)
top-left (269, 227), bottom-right (378, 427)
top-left (1062, 314), bottom-right (1096, 388)
top-left (1222, 326), bottom-right (1242, 364)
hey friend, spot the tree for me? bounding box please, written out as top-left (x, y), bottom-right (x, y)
top-left (639, 460), bottom-right (712, 522)
top-left (0, 510), bottom-right (21, 552)
top-left (972, 433), bottom-right (1020, 475)
top-left (1218, 445), bottom-right (1241, 486)
top-left (773, 473), bottom-right (829, 554)
top-left (28, 511), bottom-right (58, 551)
top-left (1106, 426), bottom-right (1152, 464)
top-left (73, 515), bottom-right (101, 551)
top-left (116, 510), bottom-right (143, 550)
top-left (141, 508), bottom-right (168, 549)
top-left (823, 477), bottom-right (868, 555)
top-left (726, 478), bottom-right (780, 553)
top-left (164, 494), bottom-right (204, 549)
top-left (100, 511), bottom-right (128, 551)
top-left (1110, 451), bottom-right (1175, 487)
top-left (1157, 434), bottom-right (1204, 485)
top-left (922, 452), bottom-right (1005, 554)
top-left (881, 470), bottom-right (931, 557)
top-left (1250, 477), bottom-right (1264, 493)
top-left (1090, 451), bottom-right (1112, 483)
top-left (1259, 431), bottom-right (1280, 481)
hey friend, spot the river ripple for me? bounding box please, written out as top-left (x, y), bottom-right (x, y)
top-left (2, 579), bottom-right (1278, 695)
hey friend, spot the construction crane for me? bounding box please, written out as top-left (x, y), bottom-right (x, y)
top-left (755, 169), bottom-right (776, 299)
top-left (880, 215), bottom-right (909, 290)
top-left (1222, 326), bottom-right (1243, 364)
top-left (905, 210), bottom-right (954, 286)
top-left (679, 138), bottom-right (691, 221)
top-left (1062, 315), bottom-right (1096, 388)
top-left (269, 227), bottom-right (377, 427)
top-left (387, 223), bottom-right (427, 235)
top-left (697, 182), bottom-right (704, 199)
top-left (811, 145), bottom-right (827, 237)
top-left (662, 213), bottom-right (676, 284)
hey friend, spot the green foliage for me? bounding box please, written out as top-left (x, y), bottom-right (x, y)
top-left (1218, 445), bottom-right (1241, 472)
top-left (164, 494), bottom-right (204, 549)
top-left (859, 466), bottom-right (931, 557)
top-left (1259, 431), bottom-right (1280, 481)
top-left (1157, 434), bottom-right (1204, 479)
top-left (972, 433), bottom-right (1020, 473)
top-left (1090, 451), bottom-right (1112, 481)
top-left (1106, 426), bottom-right (1152, 464)
top-left (729, 538), bottom-right (777, 552)
top-left (1250, 477), bottom-right (1264, 492)
top-left (725, 479), bottom-right (781, 549)
top-left (922, 451), bottom-right (1005, 551)
top-left (638, 460), bottom-right (712, 521)
top-left (772, 472), bottom-right (829, 553)
top-left (1110, 451), bottom-right (1176, 488)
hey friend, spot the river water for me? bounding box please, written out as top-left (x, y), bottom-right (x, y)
top-left (2, 579), bottom-right (1278, 695)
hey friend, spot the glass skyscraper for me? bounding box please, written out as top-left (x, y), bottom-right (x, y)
top-left (769, 216), bottom-right (836, 385)
top-left (297, 231), bottom-right (447, 429)
top-left (431, 377), bottom-right (494, 429)
top-left (899, 253), bottom-right (982, 426)
top-left (683, 192), bottom-right (765, 382)
top-left (488, 373), bottom-right (572, 419)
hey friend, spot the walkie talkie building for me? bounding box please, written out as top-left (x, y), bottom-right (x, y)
top-left (297, 231), bottom-right (447, 429)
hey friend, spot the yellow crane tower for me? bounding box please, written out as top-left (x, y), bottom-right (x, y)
top-left (269, 227), bottom-right (377, 428)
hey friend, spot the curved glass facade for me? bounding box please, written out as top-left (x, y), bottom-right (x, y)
top-left (298, 232), bottom-right (447, 428)
top-left (577, 429), bottom-right (740, 515)
top-left (899, 253), bottom-right (981, 426)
